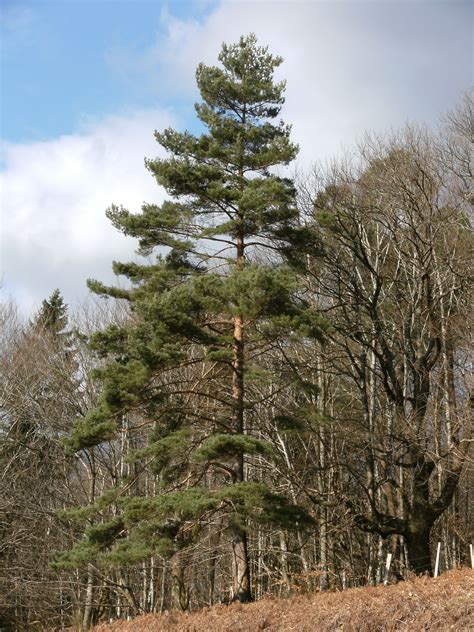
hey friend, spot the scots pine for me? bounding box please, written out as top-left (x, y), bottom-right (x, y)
top-left (61, 35), bottom-right (317, 603)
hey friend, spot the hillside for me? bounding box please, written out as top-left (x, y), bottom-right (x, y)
top-left (92, 568), bottom-right (473, 632)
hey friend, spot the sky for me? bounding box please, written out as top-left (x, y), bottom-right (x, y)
top-left (1, 0), bottom-right (472, 316)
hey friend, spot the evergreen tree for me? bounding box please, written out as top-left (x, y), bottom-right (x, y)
top-left (61, 35), bottom-right (318, 603)
top-left (34, 289), bottom-right (69, 334)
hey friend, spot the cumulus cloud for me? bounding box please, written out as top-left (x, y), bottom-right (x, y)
top-left (109, 0), bottom-right (472, 165)
top-left (1, 109), bottom-right (175, 313)
top-left (2, 0), bottom-right (471, 315)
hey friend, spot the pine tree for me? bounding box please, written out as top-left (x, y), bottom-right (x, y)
top-left (61, 35), bottom-right (318, 603)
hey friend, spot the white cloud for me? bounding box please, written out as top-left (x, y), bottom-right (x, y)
top-left (1, 109), bottom-right (175, 314)
top-left (2, 1), bottom-right (470, 315)
top-left (120, 0), bottom-right (470, 165)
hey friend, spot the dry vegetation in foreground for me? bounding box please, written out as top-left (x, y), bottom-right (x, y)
top-left (92, 568), bottom-right (474, 632)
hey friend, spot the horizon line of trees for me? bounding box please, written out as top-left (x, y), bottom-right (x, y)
top-left (1, 35), bottom-right (472, 632)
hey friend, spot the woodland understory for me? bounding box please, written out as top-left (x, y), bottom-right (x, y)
top-left (0, 37), bottom-right (472, 632)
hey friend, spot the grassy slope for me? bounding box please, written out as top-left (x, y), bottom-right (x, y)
top-left (92, 569), bottom-right (473, 631)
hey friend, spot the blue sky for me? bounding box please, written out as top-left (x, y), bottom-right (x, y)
top-left (1, 0), bottom-right (472, 314)
top-left (1, 1), bottom-right (217, 142)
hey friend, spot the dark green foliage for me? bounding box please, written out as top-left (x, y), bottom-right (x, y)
top-left (64, 411), bottom-right (116, 454)
top-left (53, 542), bottom-right (101, 570)
top-left (222, 482), bottom-right (315, 530)
top-left (87, 517), bottom-right (125, 547)
top-left (61, 34), bottom-right (315, 575)
top-left (128, 427), bottom-right (191, 480)
top-left (273, 414), bottom-right (307, 434)
top-left (33, 289), bottom-right (69, 334)
top-left (193, 434), bottom-right (273, 462)
top-left (53, 517), bottom-right (124, 570)
top-left (57, 481), bottom-right (315, 570)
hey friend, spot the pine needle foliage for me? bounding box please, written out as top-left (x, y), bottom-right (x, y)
top-left (61, 34), bottom-right (319, 600)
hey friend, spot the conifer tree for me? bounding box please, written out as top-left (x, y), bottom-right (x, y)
top-left (61, 35), bottom-right (317, 603)
top-left (34, 289), bottom-right (69, 334)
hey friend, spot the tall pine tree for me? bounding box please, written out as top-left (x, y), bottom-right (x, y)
top-left (62, 35), bottom-right (318, 603)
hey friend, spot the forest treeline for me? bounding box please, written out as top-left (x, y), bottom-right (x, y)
top-left (0, 36), bottom-right (472, 631)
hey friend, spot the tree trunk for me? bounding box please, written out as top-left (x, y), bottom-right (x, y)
top-left (229, 229), bottom-right (252, 603)
top-left (279, 531), bottom-right (291, 596)
top-left (231, 528), bottom-right (252, 602)
top-left (319, 508), bottom-right (329, 590)
top-left (405, 526), bottom-right (433, 575)
top-left (82, 564), bottom-right (94, 631)
top-left (230, 306), bottom-right (252, 603)
top-left (171, 552), bottom-right (189, 611)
